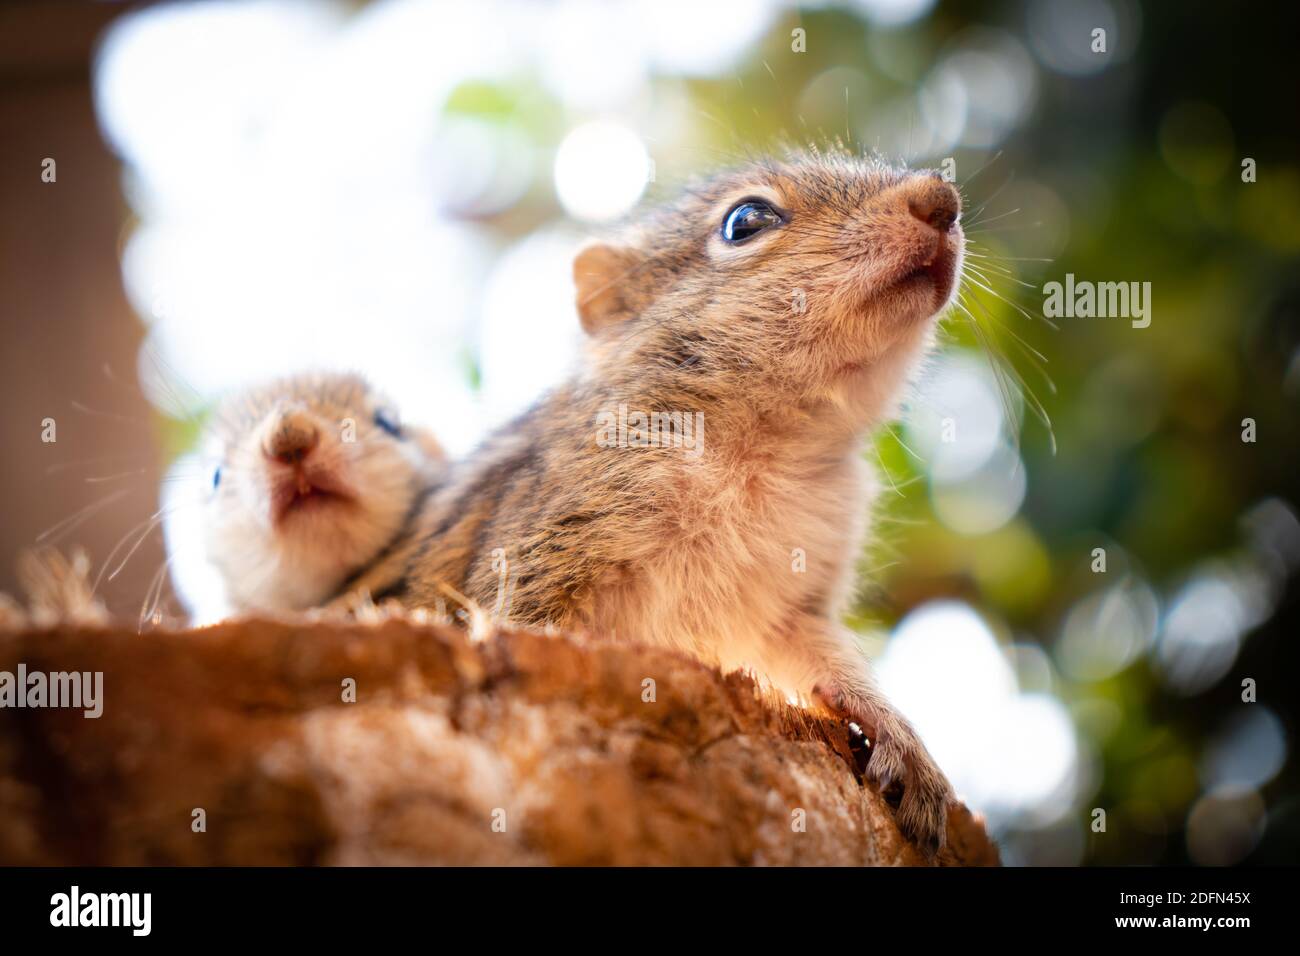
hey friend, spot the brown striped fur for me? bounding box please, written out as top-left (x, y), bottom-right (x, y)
top-left (348, 150), bottom-right (964, 852)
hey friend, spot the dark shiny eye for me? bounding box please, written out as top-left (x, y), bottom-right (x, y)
top-left (721, 200), bottom-right (783, 243)
top-left (212, 466), bottom-right (222, 490)
top-left (373, 409), bottom-right (402, 438)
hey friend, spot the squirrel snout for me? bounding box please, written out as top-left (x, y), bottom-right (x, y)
top-left (262, 408), bottom-right (321, 465)
top-left (906, 176), bottom-right (961, 233)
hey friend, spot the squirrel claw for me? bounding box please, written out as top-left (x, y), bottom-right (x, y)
top-left (813, 681), bottom-right (952, 857)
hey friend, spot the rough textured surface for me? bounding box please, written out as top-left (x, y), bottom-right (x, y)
top-left (0, 619), bottom-right (998, 866)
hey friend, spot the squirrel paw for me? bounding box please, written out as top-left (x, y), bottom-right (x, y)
top-left (813, 682), bottom-right (953, 857)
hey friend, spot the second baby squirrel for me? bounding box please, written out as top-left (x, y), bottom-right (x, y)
top-left (197, 372), bottom-right (445, 614)
top-left (341, 150), bottom-right (965, 852)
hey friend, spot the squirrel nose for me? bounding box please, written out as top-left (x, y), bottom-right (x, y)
top-left (906, 176), bottom-right (961, 232)
top-left (263, 408), bottom-right (320, 465)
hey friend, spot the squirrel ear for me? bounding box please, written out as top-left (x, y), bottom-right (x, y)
top-left (573, 241), bottom-right (639, 335)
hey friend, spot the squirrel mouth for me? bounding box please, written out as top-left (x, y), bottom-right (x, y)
top-left (893, 247), bottom-right (959, 306)
top-left (898, 264), bottom-right (935, 285)
top-left (271, 470), bottom-right (354, 525)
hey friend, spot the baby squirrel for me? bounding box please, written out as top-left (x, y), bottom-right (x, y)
top-left (198, 372), bottom-right (445, 614)
top-left (343, 150), bottom-right (965, 852)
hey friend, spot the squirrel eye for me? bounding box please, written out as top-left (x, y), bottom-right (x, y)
top-left (373, 409), bottom-right (403, 438)
top-left (721, 200), bottom-right (782, 243)
top-left (212, 466), bottom-right (222, 490)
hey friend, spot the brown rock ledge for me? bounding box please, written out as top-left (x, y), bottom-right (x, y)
top-left (0, 619), bottom-right (999, 866)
